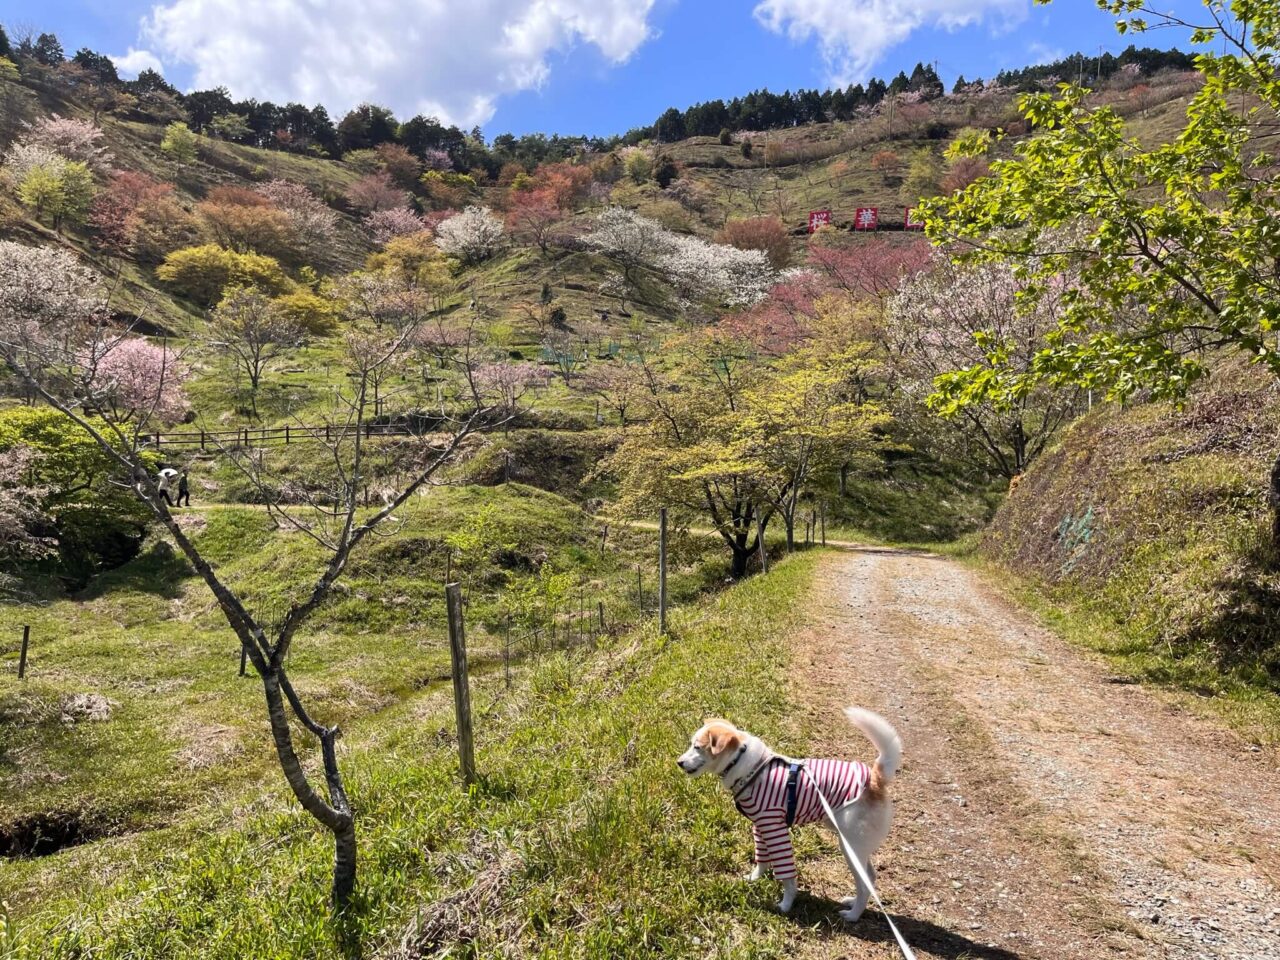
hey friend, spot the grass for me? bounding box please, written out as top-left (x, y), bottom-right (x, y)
top-left (0, 551), bottom-right (825, 960)
top-left (0, 485), bottom-right (730, 853)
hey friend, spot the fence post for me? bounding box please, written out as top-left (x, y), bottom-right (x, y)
top-left (200, 429), bottom-right (206, 453)
top-left (285, 425), bottom-right (291, 445)
top-left (756, 514), bottom-right (768, 574)
top-left (445, 583), bottom-right (477, 787)
top-left (821, 502), bottom-right (826, 545)
top-left (239, 643), bottom-right (247, 677)
top-left (504, 613), bottom-right (512, 690)
top-left (658, 508), bottom-right (668, 634)
top-left (17, 625), bottom-right (29, 680)
top-left (636, 565), bottom-right (644, 616)
top-left (598, 600), bottom-right (605, 632)
top-left (811, 509), bottom-right (817, 546)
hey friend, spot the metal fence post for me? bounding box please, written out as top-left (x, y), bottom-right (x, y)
top-left (658, 508), bottom-right (668, 634)
top-left (239, 643), bottom-right (247, 677)
top-left (446, 583), bottom-right (476, 786)
top-left (17, 625), bottom-right (29, 680)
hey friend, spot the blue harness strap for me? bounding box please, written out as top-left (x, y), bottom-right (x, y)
top-left (783, 761), bottom-right (803, 827)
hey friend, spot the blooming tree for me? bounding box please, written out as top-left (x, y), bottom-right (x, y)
top-left (884, 253), bottom-right (1083, 477)
top-left (23, 114), bottom-right (111, 169)
top-left (505, 188), bottom-right (562, 254)
top-left (364, 207), bottom-right (428, 246)
top-left (344, 171), bottom-right (409, 213)
top-left (473, 361), bottom-right (552, 413)
top-left (89, 170), bottom-right (175, 252)
top-left (210, 286), bottom-right (305, 417)
top-left (86, 338), bottom-right (190, 425)
top-left (255, 180), bottom-right (339, 255)
top-left (435, 205), bottom-right (504, 264)
top-left (0, 445), bottom-right (55, 568)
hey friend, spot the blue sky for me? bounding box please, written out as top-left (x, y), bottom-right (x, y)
top-left (0, 0), bottom-right (1209, 137)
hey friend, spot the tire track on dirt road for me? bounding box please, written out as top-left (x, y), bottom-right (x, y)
top-left (783, 549), bottom-right (1280, 960)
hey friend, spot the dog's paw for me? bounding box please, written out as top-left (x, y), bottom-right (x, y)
top-left (745, 864), bottom-right (765, 882)
top-left (775, 898), bottom-right (795, 914)
top-left (838, 899), bottom-right (867, 923)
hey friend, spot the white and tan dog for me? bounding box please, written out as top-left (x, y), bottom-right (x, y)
top-left (677, 708), bottom-right (901, 920)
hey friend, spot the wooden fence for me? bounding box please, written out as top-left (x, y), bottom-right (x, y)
top-left (143, 416), bottom-right (446, 452)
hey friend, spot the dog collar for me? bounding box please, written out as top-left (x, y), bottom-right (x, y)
top-left (728, 750), bottom-right (778, 800)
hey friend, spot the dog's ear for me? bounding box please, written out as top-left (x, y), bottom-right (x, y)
top-left (706, 724), bottom-right (741, 757)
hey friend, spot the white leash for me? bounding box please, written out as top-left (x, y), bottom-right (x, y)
top-left (800, 766), bottom-right (918, 960)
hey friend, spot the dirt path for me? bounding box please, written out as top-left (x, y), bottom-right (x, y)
top-left (783, 549), bottom-right (1280, 960)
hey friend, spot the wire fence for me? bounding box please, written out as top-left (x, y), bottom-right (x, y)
top-left (142, 415), bottom-right (448, 452)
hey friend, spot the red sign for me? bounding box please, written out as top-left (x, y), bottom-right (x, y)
top-left (807, 209), bottom-right (832, 233)
top-left (854, 207), bottom-right (879, 231)
top-left (904, 207), bottom-right (925, 230)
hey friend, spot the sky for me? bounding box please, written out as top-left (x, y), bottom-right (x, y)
top-left (0, 0), bottom-right (1210, 138)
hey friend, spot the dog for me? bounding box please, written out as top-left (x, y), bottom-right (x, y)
top-left (677, 707), bottom-right (901, 919)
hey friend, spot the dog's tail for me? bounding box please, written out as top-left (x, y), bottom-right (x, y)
top-left (844, 707), bottom-right (902, 790)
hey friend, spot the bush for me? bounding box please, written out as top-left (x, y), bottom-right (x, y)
top-left (716, 216), bottom-right (791, 269)
top-left (719, 128), bottom-right (734, 146)
top-left (156, 244), bottom-right (294, 305)
top-left (0, 407), bottom-right (158, 585)
top-left (653, 155), bottom-right (679, 189)
top-left (740, 140), bottom-right (753, 159)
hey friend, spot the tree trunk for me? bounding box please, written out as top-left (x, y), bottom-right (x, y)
top-left (784, 511), bottom-right (795, 552)
top-left (730, 546), bottom-right (750, 579)
top-left (839, 463), bottom-right (849, 496)
top-left (1269, 452), bottom-right (1280, 557)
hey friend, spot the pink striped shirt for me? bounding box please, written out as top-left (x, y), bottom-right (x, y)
top-left (735, 758), bottom-right (869, 880)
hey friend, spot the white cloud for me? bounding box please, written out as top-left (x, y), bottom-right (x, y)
top-left (140, 0), bottom-right (659, 127)
top-left (753, 0), bottom-right (1028, 86)
top-left (1026, 41), bottom-right (1065, 66)
top-left (110, 47), bottom-right (165, 79)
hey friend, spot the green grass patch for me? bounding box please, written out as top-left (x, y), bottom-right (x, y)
top-left (1, 553), bottom-right (823, 960)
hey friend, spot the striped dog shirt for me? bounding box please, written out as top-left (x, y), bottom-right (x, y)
top-left (735, 757), bottom-right (870, 880)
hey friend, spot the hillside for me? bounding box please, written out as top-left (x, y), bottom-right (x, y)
top-left (981, 360), bottom-right (1280, 733)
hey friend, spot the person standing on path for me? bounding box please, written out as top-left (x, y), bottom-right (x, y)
top-left (157, 468), bottom-right (177, 506)
top-left (176, 470), bottom-right (191, 508)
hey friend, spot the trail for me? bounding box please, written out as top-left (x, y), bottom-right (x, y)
top-left (782, 549), bottom-right (1280, 960)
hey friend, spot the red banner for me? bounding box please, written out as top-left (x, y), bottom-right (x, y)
top-left (854, 207), bottom-right (879, 231)
top-left (807, 209), bottom-right (832, 233)
top-left (904, 207), bottom-right (925, 230)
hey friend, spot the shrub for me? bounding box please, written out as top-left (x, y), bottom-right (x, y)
top-left (623, 148), bottom-right (652, 184)
top-left (719, 128), bottom-right (734, 146)
top-left (716, 216), bottom-right (791, 269)
top-left (653, 155), bottom-right (679, 189)
top-left (156, 244), bottom-right (293, 305)
top-left (741, 140), bottom-right (753, 159)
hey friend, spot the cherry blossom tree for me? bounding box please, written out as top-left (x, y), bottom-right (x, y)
top-left (473, 361), bottom-right (552, 413)
top-left (86, 338), bottom-right (190, 425)
top-left (0, 445), bottom-right (55, 568)
top-left (435, 205), bottom-right (504, 264)
top-left (884, 253), bottom-right (1084, 477)
top-left (89, 170), bottom-right (174, 252)
top-left (364, 207), bottom-right (428, 246)
top-left (505, 188), bottom-right (562, 254)
top-left (344, 171), bottom-right (409, 213)
top-left (23, 114), bottom-right (111, 170)
top-left (807, 239), bottom-right (930, 302)
top-left (255, 180), bottom-right (339, 255)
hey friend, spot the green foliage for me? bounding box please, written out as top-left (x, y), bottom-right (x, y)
top-left (156, 244), bottom-right (294, 305)
top-left (623, 150), bottom-right (652, 184)
top-left (16, 160), bottom-right (94, 230)
top-left (159, 121), bottom-right (198, 167)
top-left (0, 407), bottom-right (156, 583)
top-left (922, 3), bottom-right (1280, 410)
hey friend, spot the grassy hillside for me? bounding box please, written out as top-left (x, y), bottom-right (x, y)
top-left (979, 361), bottom-right (1280, 738)
top-left (0, 551), bottom-right (823, 960)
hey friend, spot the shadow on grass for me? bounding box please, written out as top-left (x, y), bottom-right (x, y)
top-left (76, 542), bottom-right (194, 601)
top-left (788, 892), bottom-right (1024, 960)
top-left (1179, 539), bottom-right (1280, 691)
